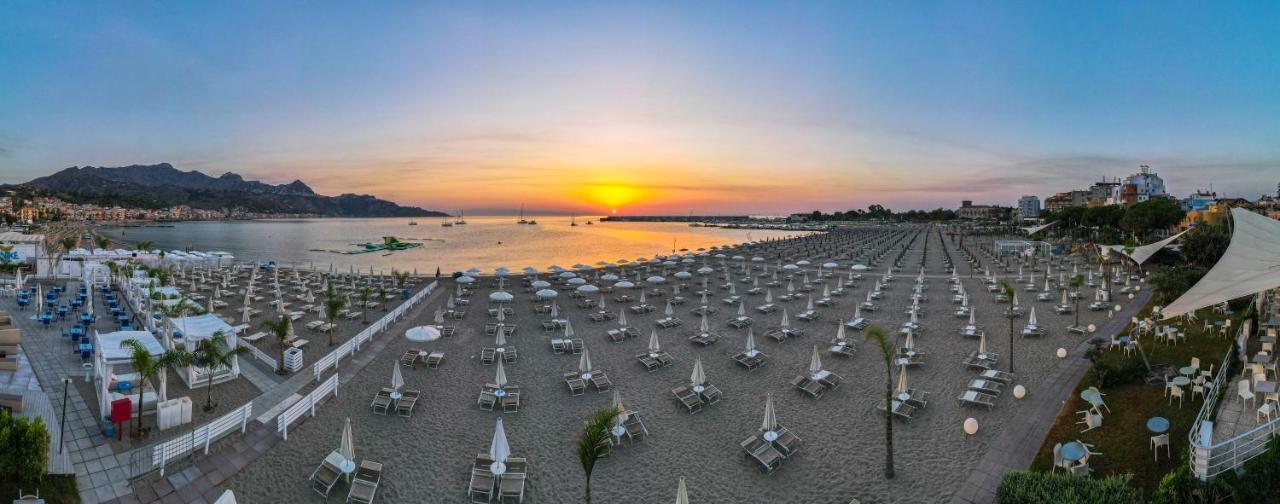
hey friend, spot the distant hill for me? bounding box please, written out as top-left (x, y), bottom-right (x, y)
top-left (19, 163), bottom-right (446, 217)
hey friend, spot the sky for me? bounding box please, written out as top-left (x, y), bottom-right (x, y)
top-left (2, 1), bottom-right (1278, 215)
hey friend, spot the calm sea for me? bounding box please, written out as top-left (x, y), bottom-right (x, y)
top-left (98, 216), bottom-right (802, 274)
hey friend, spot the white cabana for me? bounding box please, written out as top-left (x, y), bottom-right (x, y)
top-left (93, 330), bottom-right (168, 421)
top-left (1163, 209), bottom-right (1280, 319)
top-left (165, 313), bottom-right (242, 386)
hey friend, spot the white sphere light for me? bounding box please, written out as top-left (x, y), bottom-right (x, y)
top-left (1114, 304), bottom-right (1123, 312)
top-left (964, 418), bottom-right (979, 435)
top-left (1013, 385), bottom-right (1027, 399)
top-left (1128, 293), bottom-right (1136, 300)
top-left (1056, 348), bottom-right (1068, 359)
top-left (1087, 324), bottom-right (1097, 333)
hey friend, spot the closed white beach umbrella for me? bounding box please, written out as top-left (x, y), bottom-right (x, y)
top-left (578, 345), bottom-right (593, 373)
top-left (699, 313), bottom-right (709, 334)
top-left (675, 477), bottom-right (690, 504)
top-left (339, 417), bottom-right (355, 463)
top-left (834, 322), bottom-right (847, 343)
top-left (968, 309), bottom-right (977, 326)
top-left (648, 329), bottom-right (661, 353)
top-left (1029, 306), bottom-right (1038, 326)
top-left (765, 289), bottom-right (773, 303)
top-left (494, 359), bottom-right (508, 388)
top-left (690, 357), bottom-right (706, 386)
top-left (808, 345), bottom-right (823, 373)
top-left (612, 390), bottom-right (628, 425)
top-left (563, 319), bottom-right (574, 338)
top-left (780, 308), bottom-right (790, 328)
top-left (896, 365), bottom-right (909, 395)
top-left (664, 300), bottom-right (674, 317)
top-left (489, 418), bottom-right (511, 466)
top-left (391, 362), bottom-right (404, 392)
top-left (495, 325), bottom-right (507, 347)
top-left (745, 328), bottom-right (758, 355)
top-left (761, 392), bottom-right (778, 433)
top-left (617, 310), bottom-right (628, 327)
top-left (978, 331), bottom-right (988, 354)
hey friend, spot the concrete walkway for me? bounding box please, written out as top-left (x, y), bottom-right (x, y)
top-left (948, 290), bottom-right (1153, 504)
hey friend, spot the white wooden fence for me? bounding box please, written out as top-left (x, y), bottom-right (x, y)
top-left (152, 402), bottom-right (253, 476)
top-left (238, 336), bottom-right (278, 370)
top-left (311, 281), bottom-right (438, 381)
top-left (277, 373), bottom-right (340, 440)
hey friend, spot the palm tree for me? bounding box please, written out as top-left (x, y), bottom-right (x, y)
top-left (259, 315), bottom-right (292, 374)
top-left (120, 338), bottom-right (191, 436)
top-left (575, 407), bottom-right (617, 504)
top-left (358, 287), bottom-right (371, 324)
top-left (324, 295), bottom-right (345, 346)
top-left (190, 331), bottom-right (250, 412)
top-left (94, 235), bottom-right (110, 251)
top-left (376, 285), bottom-right (388, 312)
top-left (136, 241), bottom-right (154, 254)
top-left (1069, 274), bottom-right (1085, 329)
top-left (1000, 281), bottom-right (1016, 374)
top-left (864, 324), bottom-right (895, 479)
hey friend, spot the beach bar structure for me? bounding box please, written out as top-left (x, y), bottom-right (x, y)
top-left (93, 329), bottom-right (169, 421)
top-left (166, 313), bottom-right (243, 387)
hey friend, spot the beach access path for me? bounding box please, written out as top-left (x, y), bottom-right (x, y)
top-left (107, 281), bottom-right (445, 504)
top-left (948, 289), bottom-right (1153, 504)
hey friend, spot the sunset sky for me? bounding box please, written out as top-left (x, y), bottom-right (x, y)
top-left (2, 2), bottom-right (1278, 215)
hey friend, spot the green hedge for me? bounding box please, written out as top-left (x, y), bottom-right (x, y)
top-left (997, 471), bottom-right (1137, 504)
top-left (0, 412), bottom-right (50, 485)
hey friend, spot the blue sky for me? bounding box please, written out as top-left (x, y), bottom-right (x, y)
top-left (2, 1), bottom-right (1277, 214)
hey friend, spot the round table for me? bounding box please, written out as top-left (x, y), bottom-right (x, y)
top-left (580, 373), bottom-right (592, 381)
top-left (611, 425), bottom-right (626, 438)
top-left (493, 388), bottom-right (507, 398)
top-left (1080, 389), bottom-right (1101, 403)
top-left (489, 461), bottom-right (507, 476)
top-left (762, 430), bottom-right (779, 442)
top-left (977, 353), bottom-right (990, 361)
top-left (1147, 416), bottom-right (1170, 434)
top-left (1060, 442), bottom-right (1086, 462)
top-left (1171, 376), bottom-right (1191, 387)
top-left (692, 385), bottom-right (705, 394)
top-left (1179, 366), bottom-right (1197, 376)
top-left (896, 358), bottom-right (909, 366)
top-left (389, 391), bottom-right (402, 401)
top-left (906, 350), bottom-right (917, 357)
top-left (648, 353), bottom-right (659, 359)
top-left (897, 393), bottom-right (911, 402)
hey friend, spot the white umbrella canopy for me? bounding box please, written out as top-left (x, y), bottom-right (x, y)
top-left (531, 280), bottom-right (551, 289)
top-left (578, 345), bottom-right (593, 373)
top-left (808, 345), bottom-right (823, 373)
top-left (489, 418), bottom-right (511, 466)
top-left (456, 275), bottom-right (475, 284)
top-left (615, 280), bottom-right (635, 289)
top-left (489, 291), bottom-right (514, 302)
top-left (648, 329), bottom-right (662, 353)
top-left (568, 277), bottom-right (588, 286)
top-left (563, 319), bottom-right (574, 338)
top-left (745, 328), bottom-right (758, 355)
top-left (576, 284), bottom-right (600, 293)
top-left (761, 392), bottom-right (778, 433)
top-left (674, 271), bottom-right (693, 279)
top-left (1029, 307), bottom-right (1038, 326)
top-left (339, 417), bottom-right (356, 463)
top-left (391, 362), bottom-right (404, 392)
top-left (494, 359), bottom-right (508, 388)
top-left (536, 289), bottom-right (559, 299)
top-left (852, 264), bottom-right (868, 272)
top-left (690, 357), bottom-right (707, 386)
top-left (647, 276), bottom-right (667, 284)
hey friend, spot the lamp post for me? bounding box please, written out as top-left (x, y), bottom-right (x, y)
top-left (59, 376), bottom-right (72, 454)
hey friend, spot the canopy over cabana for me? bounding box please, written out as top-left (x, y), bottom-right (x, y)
top-left (1162, 209), bottom-right (1280, 319)
top-left (1021, 221), bottom-right (1056, 235)
top-left (1102, 229), bottom-right (1189, 266)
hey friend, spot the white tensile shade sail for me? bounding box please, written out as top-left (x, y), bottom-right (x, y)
top-left (1102, 229), bottom-right (1189, 266)
top-left (1021, 221), bottom-right (1056, 235)
top-left (1163, 209), bottom-right (1280, 319)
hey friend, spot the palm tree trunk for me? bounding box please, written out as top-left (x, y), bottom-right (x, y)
top-left (884, 367), bottom-right (895, 479)
top-left (206, 376), bottom-right (215, 411)
top-left (135, 380), bottom-right (145, 436)
top-left (584, 479), bottom-right (592, 504)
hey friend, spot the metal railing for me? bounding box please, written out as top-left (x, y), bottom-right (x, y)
top-left (277, 373), bottom-right (339, 440)
top-left (1189, 329), bottom-right (1278, 480)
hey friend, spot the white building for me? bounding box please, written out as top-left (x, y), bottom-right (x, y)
top-left (1017, 196), bottom-right (1041, 219)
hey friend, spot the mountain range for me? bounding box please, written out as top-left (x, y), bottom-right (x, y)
top-left (15, 163), bottom-right (445, 217)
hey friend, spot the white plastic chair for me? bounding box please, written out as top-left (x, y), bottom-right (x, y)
top-left (1239, 379), bottom-right (1256, 408)
top-left (1258, 403), bottom-right (1275, 424)
top-left (1150, 433), bottom-right (1170, 462)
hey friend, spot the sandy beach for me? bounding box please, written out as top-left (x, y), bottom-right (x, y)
top-left (219, 226), bottom-right (1122, 503)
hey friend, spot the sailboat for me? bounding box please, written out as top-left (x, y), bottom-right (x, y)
top-left (454, 210), bottom-right (466, 225)
top-left (518, 204), bottom-right (529, 224)
top-left (408, 220), bottom-right (417, 226)
top-left (441, 217), bottom-right (452, 227)
top-left (570, 215), bottom-right (577, 227)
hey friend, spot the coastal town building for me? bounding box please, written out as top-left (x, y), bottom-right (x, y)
top-left (1044, 190), bottom-right (1089, 212)
top-left (1017, 195), bottom-right (1041, 219)
top-left (956, 200), bottom-right (1009, 220)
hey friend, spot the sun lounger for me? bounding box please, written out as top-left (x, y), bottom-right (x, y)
top-left (502, 392), bottom-right (521, 413)
top-left (309, 451), bottom-right (344, 497)
top-left (589, 370), bottom-right (612, 391)
top-left (773, 427), bottom-right (802, 457)
top-left (740, 435), bottom-right (784, 473)
top-left (242, 331), bottom-right (268, 342)
top-left (732, 351), bottom-right (767, 370)
top-left (700, 384), bottom-right (723, 404)
top-left (797, 311), bottom-right (820, 322)
top-left (791, 376), bottom-right (825, 398)
top-left (637, 354), bottom-right (661, 371)
top-left (755, 304), bottom-right (777, 314)
top-left (501, 347), bottom-right (518, 363)
top-left (400, 350), bottom-right (420, 368)
top-left (957, 390), bottom-right (997, 410)
top-left (426, 352), bottom-right (445, 368)
top-left (396, 391), bottom-right (419, 417)
top-left (829, 342), bottom-right (856, 357)
top-left (728, 316), bottom-right (753, 328)
top-left (550, 338), bottom-right (569, 354)
top-left (569, 339), bottom-right (584, 354)
top-left (480, 347), bottom-right (497, 365)
top-left (817, 372), bottom-right (844, 389)
top-left (497, 472), bottom-right (526, 503)
top-left (876, 399), bottom-right (915, 421)
top-left (623, 411), bottom-right (649, 440)
top-left (370, 391), bottom-right (392, 415)
top-left (563, 372), bottom-right (586, 396)
top-left (967, 379), bottom-right (1004, 396)
top-left (467, 468), bottom-right (495, 503)
top-left (689, 332), bottom-right (718, 345)
top-left (672, 385), bottom-right (704, 413)
top-left (978, 369), bottom-right (1014, 384)
top-left (477, 391), bottom-right (497, 410)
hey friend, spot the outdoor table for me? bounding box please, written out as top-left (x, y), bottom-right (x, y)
top-left (80, 314), bottom-right (93, 323)
top-left (692, 384), bottom-right (705, 394)
top-left (811, 370), bottom-right (831, 381)
top-left (1147, 417), bottom-right (1170, 434)
top-left (117, 315), bottom-right (130, 323)
top-left (1080, 389), bottom-right (1101, 403)
top-left (1256, 381), bottom-right (1278, 395)
top-left (1254, 354), bottom-right (1273, 365)
top-left (1179, 366), bottom-right (1197, 376)
top-left (493, 388), bottom-right (507, 398)
top-left (581, 372), bottom-right (593, 381)
top-left (339, 459), bottom-right (357, 483)
top-left (69, 326), bottom-right (84, 338)
top-left (389, 390), bottom-right (402, 401)
top-left (897, 392), bottom-right (911, 402)
top-left (611, 425), bottom-right (626, 438)
top-left (762, 430), bottom-right (779, 442)
top-left (1171, 376), bottom-right (1191, 387)
top-left (489, 461), bottom-right (506, 476)
top-left (1060, 442), bottom-right (1086, 462)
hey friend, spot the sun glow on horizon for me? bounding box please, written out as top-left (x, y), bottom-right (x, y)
top-left (576, 184), bottom-right (651, 214)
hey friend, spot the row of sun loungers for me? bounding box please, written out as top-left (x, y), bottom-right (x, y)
top-left (637, 351), bottom-right (675, 371)
top-left (477, 385), bottom-right (521, 412)
top-left (370, 388), bottom-right (420, 417)
top-left (468, 454), bottom-right (527, 503)
top-left (310, 451), bottom-right (383, 502)
top-left (480, 347), bottom-right (517, 364)
top-left (400, 350), bottom-right (445, 369)
top-left (606, 327), bottom-right (640, 342)
top-left (740, 427), bottom-right (801, 473)
top-left (671, 383), bottom-right (722, 413)
top-left (563, 370), bottom-right (612, 395)
top-left (732, 350), bottom-right (767, 370)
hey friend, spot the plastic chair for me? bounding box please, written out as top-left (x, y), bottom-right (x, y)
top-left (1150, 434), bottom-right (1170, 462)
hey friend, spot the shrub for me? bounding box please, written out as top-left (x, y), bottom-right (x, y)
top-left (997, 471), bottom-right (1137, 503)
top-left (0, 412), bottom-right (51, 485)
top-left (1153, 436), bottom-right (1280, 504)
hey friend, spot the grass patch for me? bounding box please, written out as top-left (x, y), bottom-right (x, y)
top-left (1029, 305), bottom-right (1237, 497)
top-left (0, 475), bottom-right (79, 504)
